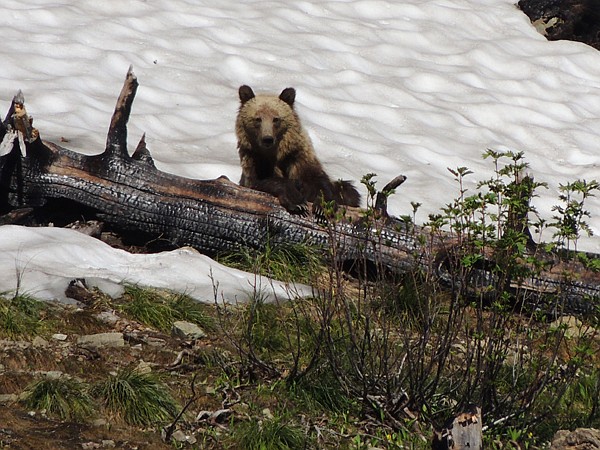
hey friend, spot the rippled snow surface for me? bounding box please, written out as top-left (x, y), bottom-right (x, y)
top-left (0, 0), bottom-right (599, 300)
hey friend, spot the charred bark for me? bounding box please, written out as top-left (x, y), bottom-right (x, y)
top-left (0, 68), bottom-right (598, 315)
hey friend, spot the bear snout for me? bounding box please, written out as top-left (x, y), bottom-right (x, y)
top-left (261, 136), bottom-right (275, 147)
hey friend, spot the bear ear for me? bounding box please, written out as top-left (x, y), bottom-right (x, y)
top-left (239, 85), bottom-right (255, 104)
top-left (279, 87), bottom-right (296, 107)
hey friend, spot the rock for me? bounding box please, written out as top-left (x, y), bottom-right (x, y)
top-left (52, 333), bottom-right (68, 341)
top-left (169, 430), bottom-right (197, 445)
top-left (91, 418), bottom-right (108, 427)
top-left (0, 394), bottom-right (18, 405)
top-left (39, 371), bottom-right (64, 380)
top-left (0, 339), bottom-right (31, 350)
top-left (136, 360), bottom-right (153, 374)
top-left (550, 316), bottom-right (594, 339)
top-left (171, 430), bottom-right (188, 442)
top-left (32, 336), bottom-right (49, 348)
top-left (171, 321), bottom-right (206, 340)
top-left (94, 311), bottom-right (120, 326)
top-left (262, 408), bottom-right (274, 420)
top-left (101, 440), bottom-right (116, 448)
top-left (81, 443), bottom-right (100, 450)
top-left (77, 332), bottom-right (125, 349)
top-left (551, 428), bottom-right (600, 450)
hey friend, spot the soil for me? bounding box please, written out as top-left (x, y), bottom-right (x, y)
top-left (0, 297), bottom-right (216, 450)
top-left (0, 408), bottom-right (171, 450)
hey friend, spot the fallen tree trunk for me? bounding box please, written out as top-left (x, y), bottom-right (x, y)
top-left (0, 69), bottom-right (598, 314)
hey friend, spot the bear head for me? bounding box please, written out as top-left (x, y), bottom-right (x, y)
top-left (236, 85), bottom-right (298, 155)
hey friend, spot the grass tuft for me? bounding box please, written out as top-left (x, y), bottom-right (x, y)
top-left (229, 415), bottom-right (309, 450)
top-left (92, 367), bottom-right (179, 426)
top-left (0, 294), bottom-right (47, 338)
top-left (218, 240), bottom-right (324, 283)
top-left (22, 376), bottom-right (95, 422)
top-left (117, 286), bottom-right (213, 332)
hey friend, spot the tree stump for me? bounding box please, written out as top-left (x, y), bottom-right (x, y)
top-left (432, 406), bottom-right (482, 450)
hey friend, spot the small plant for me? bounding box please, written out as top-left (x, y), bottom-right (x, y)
top-left (217, 238), bottom-right (324, 283)
top-left (229, 415), bottom-right (309, 450)
top-left (550, 179), bottom-right (599, 253)
top-left (0, 293), bottom-right (47, 338)
top-left (92, 368), bottom-right (179, 426)
top-left (22, 376), bottom-right (95, 422)
top-left (170, 292), bottom-right (214, 331)
top-left (287, 364), bottom-right (354, 414)
top-left (118, 286), bottom-right (212, 332)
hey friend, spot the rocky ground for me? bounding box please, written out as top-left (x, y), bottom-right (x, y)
top-left (0, 287), bottom-right (220, 449)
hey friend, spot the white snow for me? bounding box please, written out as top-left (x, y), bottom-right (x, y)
top-left (1, 0), bottom-right (599, 302)
top-left (0, 226), bottom-right (308, 303)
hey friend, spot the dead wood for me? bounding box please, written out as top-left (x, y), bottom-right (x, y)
top-left (0, 68), bottom-right (598, 315)
top-left (432, 406), bottom-right (482, 450)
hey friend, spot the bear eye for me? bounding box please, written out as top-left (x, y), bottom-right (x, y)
top-left (273, 117), bottom-right (281, 125)
top-left (253, 118), bottom-right (262, 127)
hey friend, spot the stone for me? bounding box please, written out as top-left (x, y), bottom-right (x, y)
top-left (171, 430), bottom-right (188, 442)
top-left (39, 371), bottom-right (64, 380)
top-left (81, 443), bottom-right (100, 450)
top-left (52, 333), bottom-right (68, 341)
top-left (91, 418), bottom-right (108, 427)
top-left (32, 336), bottom-right (49, 348)
top-left (171, 321), bottom-right (206, 340)
top-left (0, 394), bottom-right (18, 405)
top-left (262, 408), bottom-right (274, 420)
top-left (77, 332), bottom-right (125, 349)
top-left (135, 360), bottom-right (153, 374)
top-left (94, 311), bottom-right (120, 326)
top-left (550, 316), bottom-right (594, 339)
top-left (551, 428), bottom-right (600, 450)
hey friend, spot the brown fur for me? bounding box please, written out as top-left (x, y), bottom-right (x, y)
top-left (235, 85), bottom-right (360, 212)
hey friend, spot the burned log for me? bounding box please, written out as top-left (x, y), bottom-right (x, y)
top-left (0, 68), bottom-right (598, 315)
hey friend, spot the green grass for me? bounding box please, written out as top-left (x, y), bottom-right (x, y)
top-left (287, 365), bottom-right (354, 414)
top-left (218, 240), bottom-right (324, 283)
top-left (229, 415), bottom-right (309, 450)
top-left (117, 285), bottom-right (213, 332)
top-left (91, 368), bottom-right (179, 426)
top-left (22, 376), bottom-right (95, 421)
top-left (0, 293), bottom-right (47, 338)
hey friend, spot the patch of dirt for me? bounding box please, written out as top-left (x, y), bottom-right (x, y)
top-left (0, 297), bottom-right (205, 449)
top-left (0, 408), bottom-right (171, 450)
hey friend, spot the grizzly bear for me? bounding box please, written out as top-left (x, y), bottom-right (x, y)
top-left (235, 85), bottom-right (360, 212)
